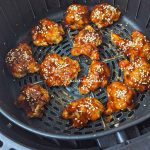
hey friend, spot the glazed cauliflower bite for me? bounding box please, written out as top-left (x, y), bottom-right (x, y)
top-left (119, 58), bottom-right (150, 92)
top-left (32, 18), bottom-right (65, 46)
top-left (16, 84), bottom-right (50, 118)
top-left (40, 53), bottom-right (80, 87)
top-left (79, 60), bottom-right (110, 94)
top-left (71, 25), bottom-right (102, 60)
top-left (64, 4), bottom-right (90, 30)
top-left (62, 97), bottom-right (104, 128)
top-left (5, 43), bottom-right (39, 78)
top-left (105, 82), bottom-right (135, 115)
top-left (111, 31), bottom-right (150, 61)
top-left (91, 3), bottom-right (121, 28)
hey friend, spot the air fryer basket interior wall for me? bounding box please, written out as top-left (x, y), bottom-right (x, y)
top-left (0, 0), bottom-right (150, 140)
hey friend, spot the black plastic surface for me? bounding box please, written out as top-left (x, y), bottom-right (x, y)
top-left (0, 0), bottom-right (150, 140)
top-left (1, 114), bottom-right (150, 150)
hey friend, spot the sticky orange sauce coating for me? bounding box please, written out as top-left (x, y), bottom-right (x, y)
top-left (105, 82), bottom-right (135, 115)
top-left (119, 58), bottom-right (150, 92)
top-left (62, 97), bottom-right (104, 128)
top-left (64, 4), bottom-right (90, 30)
top-left (79, 60), bottom-right (110, 94)
top-left (111, 31), bottom-right (150, 61)
top-left (71, 25), bottom-right (102, 60)
top-left (32, 18), bottom-right (65, 46)
top-left (16, 84), bottom-right (50, 118)
top-left (91, 3), bottom-right (121, 28)
top-left (40, 53), bottom-right (80, 87)
top-left (5, 43), bottom-right (39, 78)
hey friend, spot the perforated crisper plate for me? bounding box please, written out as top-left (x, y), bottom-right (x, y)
top-left (16, 16), bottom-right (150, 136)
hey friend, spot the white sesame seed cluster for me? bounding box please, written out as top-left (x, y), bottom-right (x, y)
top-left (123, 58), bottom-right (150, 91)
top-left (115, 89), bottom-right (127, 98)
top-left (32, 19), bottom-right (65, 46)
top-left (79, 61), bottom-right (110, 94)
top-left (105, 82), bottom-right (135, 115)
top-left (6, 47), bottom-right (30, 66)
top-left (16, 84), bottom-right (49, 118)
top-left (69, 5), bottom-right (79, 11)
top-left (40, 53), bottom-right (80, 86)
top-left (91, 3), bottom-right (121, 28)
top-left (23, 88), bottom-right (40, 106)
top-left (79, 32), bottom-right (97, 43)
top-left (92, 5), bottom-right (117, 20)
top-left (68, 4), bottom-right (87, 20)
top-left (34, 24), bottom-right (58, 35)
top-left (62, 97), bottom-right (104, 127)
top-left (118, 37), bottom-right (144, 52)
top-left (71, 25), bottom-right (102, 60)
top-left (92, 8), bottom-right (101, 19)
top-left (65, 4), bottom-right (89, 30)
top-left (5, 43), bottom-right (39, 78)
top-left (111, 31), bottom-right (150, 61)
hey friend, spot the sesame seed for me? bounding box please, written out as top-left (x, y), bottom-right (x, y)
top-left (115, 89), bottom-right (127, 98)
top-left (70, 5), bottom-right (78, 11)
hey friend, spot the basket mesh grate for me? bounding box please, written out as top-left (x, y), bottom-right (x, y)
top-left (16, 18), bottom-right (149, 135)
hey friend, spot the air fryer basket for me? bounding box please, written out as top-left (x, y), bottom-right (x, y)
top-left (0, 0), bottom-right (150, 140)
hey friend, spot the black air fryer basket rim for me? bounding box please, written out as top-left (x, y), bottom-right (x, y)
top-left (1, 109), bottom-right (150, 140)
top-left (0, 0), bottom-right (150, 140)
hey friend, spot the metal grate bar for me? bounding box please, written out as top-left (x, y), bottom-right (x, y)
top-left (91, 92), bottom-right (107, 129)
top-left (101, 116), bottom-right (106, 129)
top-left (32, 80), bottom-right (43, 84)
top-left (102, 55), bottom-right (125, 63)
top-left (66, 28), bottom-right (74, 45)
